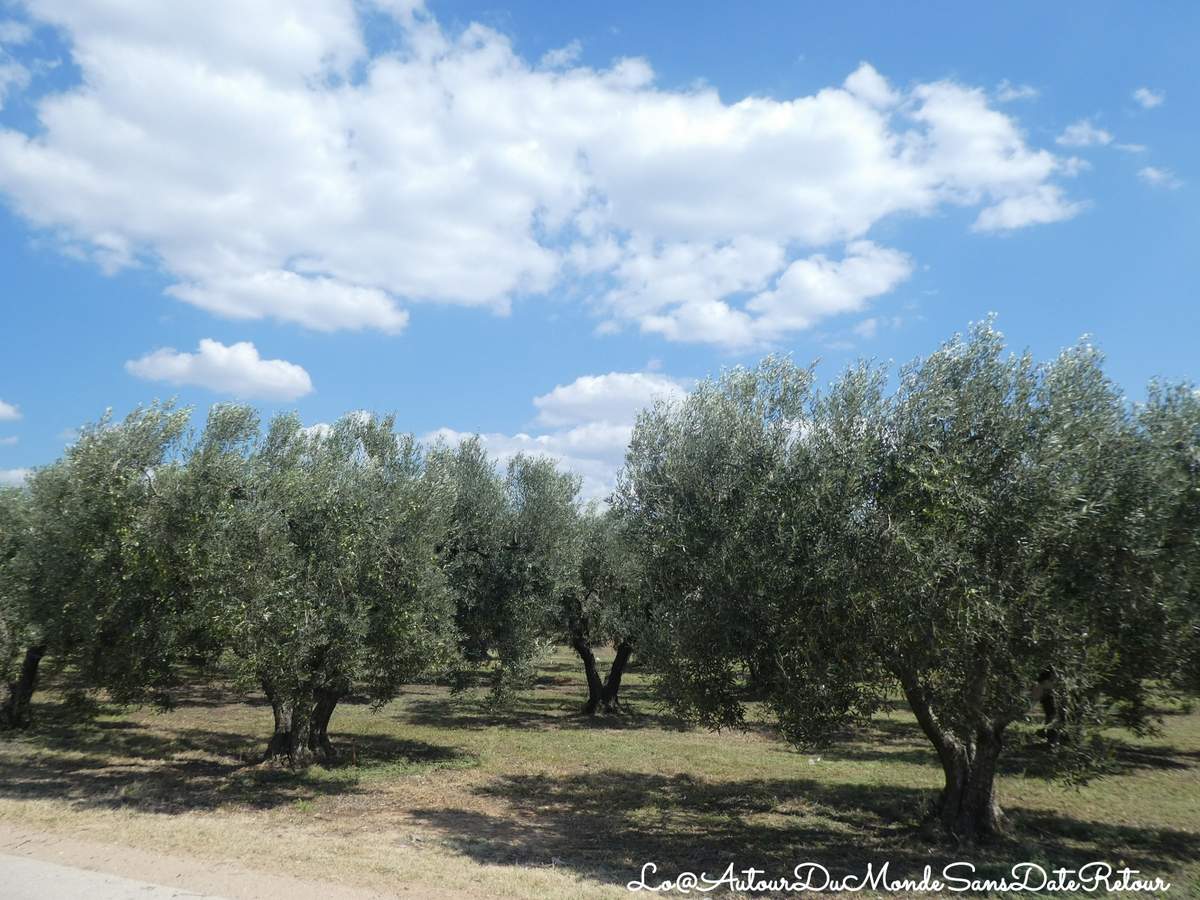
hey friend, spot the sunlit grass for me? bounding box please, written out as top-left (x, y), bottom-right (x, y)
top-left (1, 647), bottom-right (1197, 897)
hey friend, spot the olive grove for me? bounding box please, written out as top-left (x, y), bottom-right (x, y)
top-left (1, 321), bottom-right (1196, 845)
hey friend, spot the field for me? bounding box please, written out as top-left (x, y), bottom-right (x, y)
top-left (1, 647), bottom-right (1198, 898)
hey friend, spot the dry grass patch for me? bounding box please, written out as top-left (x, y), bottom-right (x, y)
top-left (1, 649), bottom-right (1198, 897)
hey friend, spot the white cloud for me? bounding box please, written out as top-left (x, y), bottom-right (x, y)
top-left (125, 339), bottom-right (314, 400)
top-left (1138, 166), bottom-right (1183, 190)
top-left (743, 242), bottom-right (913, 342)
top-left (0, 4), bottom-right (1081, 345)
top-left (843, 61), bottom-right (898, 108)
top-left (166, 270), bottom-right (408, 333)
top-left (533, 371), bottom-right (689, 426)
top-left (430, 370), bottom-right (690, 501)
top-left (1056, 119), bottom-right (1113, 148)
top-left (540, 39), bottom-right (581, 69)
top-left (0, 467), bottom-right (30, 486)
top-left (0, 436), bottom-right (17, 446)
top-left (995, 80), bottom-right (1038, 103)
top-left (1132, 87), bottom-right (1164, 109)
top-left (1060, 156), bottom-right (1091, 177)
top-left (0, 399), bottom-right (21, 421)
top-left (972, 185), bottom-right (1087, 232)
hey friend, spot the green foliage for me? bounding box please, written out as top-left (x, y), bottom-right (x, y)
top-left (430, 438), bottom-right (582, 698)
top-left (0, 487), bottom-right (31, 685)
top-left (2, 403), bottom-right (193, 703)
top-left (617, 320), bottom-right (1200, 834)
top-left (199, 411), bottom-right (457, 713)
top-left (574, 507), bottom-right (643, 648)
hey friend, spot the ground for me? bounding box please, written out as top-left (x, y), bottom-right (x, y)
top-left (1, 648), bottom-right (1198, 898)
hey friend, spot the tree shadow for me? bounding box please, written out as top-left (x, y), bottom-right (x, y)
top-left (824, 716), bottom-right (1200, 781)
top-left (409, 770), bottom-right (1200, 893)
top-left (401, 693), bottom-right (691, 733)
top-left (0, 696), bottom-right (473, 815)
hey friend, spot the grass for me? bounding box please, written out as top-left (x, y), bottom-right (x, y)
top-left (1, 648), bottom-right (1198, 898)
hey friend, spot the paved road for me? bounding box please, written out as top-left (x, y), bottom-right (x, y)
top-left (2, 853), bottom-right (229, 899)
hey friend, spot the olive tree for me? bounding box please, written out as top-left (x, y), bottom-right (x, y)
top-left (430, 438), bottom-right (582, 699)
top-left (0, 402), bottom-right (193, 728)
top-left (0, 487), bottom-right (33, 727)
top-left (564, 508), bottom-right (644, 715)
top-left (201, 411), bottom-right (456, 764)
top-left (618, 322), bottom-right (1195, 841)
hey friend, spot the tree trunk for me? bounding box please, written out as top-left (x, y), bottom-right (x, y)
top-left (307, 687), bottom-right (341, 760)
top-left (0, 644), bottom-right (46, 730)
top-left (571, 634), bottom-right (603, 715)
top-left (940, 726), bottom-right (1006, 839)
top-left (601, 641), bottom-right (632, 713)
top-left (898, 673), bottom-right (1006, 842)
top-left (261, 679), bottom-right (315, 767)
top-left (1036, 668), bottom-right (1062, 743)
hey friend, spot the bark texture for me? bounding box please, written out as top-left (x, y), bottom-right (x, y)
top-left (0, 644), bottom-right (46, 730)
top-left (261, 678), bottom-right (340, 766)
top-left (572, 633), bottom-right (603, 715)
top-left (899, 672), bottom-right (1006, 841)
top-left (307, 687), bottom-right (341, 759)
top-left (601, 641), bottom-right (633, 713)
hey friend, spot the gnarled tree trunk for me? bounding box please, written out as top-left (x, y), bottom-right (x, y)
top-left (0, 644), bottom-right (46, 730)
top-left (601, 641), bottom-right (632, 713)
top-left (938, 725), bottom-right (1005, 838)
top-left (571, 632), bottom-right (604, 715)
top-left (261, 678), bottom-right (315, 767)
top-left (899, 673), bottom-right (1006, 842)
top-left (307, 687), bottom-right (341, 760)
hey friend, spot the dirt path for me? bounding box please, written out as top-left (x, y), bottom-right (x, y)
top-left (0, 823), bottom-right (412, 899)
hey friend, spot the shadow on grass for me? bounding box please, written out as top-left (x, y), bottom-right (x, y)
top-left (410, 770), bottom-right (1200, 893)
top-left (401, 692), bottom-right (690, 733)
top-left (0, 696), bottom-right (474, 815)
top-left (825, 716), bottom-right (1200, 780)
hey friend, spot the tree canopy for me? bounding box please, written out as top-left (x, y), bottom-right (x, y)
top-left (616, 321), bottom-right (1200, 840)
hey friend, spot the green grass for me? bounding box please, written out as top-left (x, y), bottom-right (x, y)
top-left (1, 648), bottom-right (1198, 898)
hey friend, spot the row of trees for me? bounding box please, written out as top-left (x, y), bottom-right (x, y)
top-left (0, 406), bottom-right (642, 757)
top-left (1, 321), bottom-right (1197, 842)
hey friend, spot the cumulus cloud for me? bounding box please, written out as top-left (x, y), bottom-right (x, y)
top-left (0, 399), bottom-right (21, 421)
top-left (533, 372), bottom-right (689, 427)
top-left (0, 467), bottom-right (30, 486)
top-left (1132, 87), bottom-right (1164, 109)
top-left (1056, 119), bottom-right (1113, 148)
top-left (125, 339), bottom-right (314, 400)
top-left (430, 370), bottom-right (690, 501)
top-left (743, 242), bottom-right (914, 341)
top-left (1138, 166), bottom-right (1183, 190)
top-left (0, 3), bottom-right (1081, 345)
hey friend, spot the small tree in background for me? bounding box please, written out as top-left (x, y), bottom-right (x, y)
top-left (1132, 384), bottom-right (1200, 698)
top-left (564, 508), bottom-right (644, 715)
top-left (618, 322), bottom-right (1198, 841)
top-left (432, 438), bottom-right (582, 701)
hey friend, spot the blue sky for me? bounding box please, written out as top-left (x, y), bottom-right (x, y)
top-left (0, 1), bottom-right (1195, 498)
